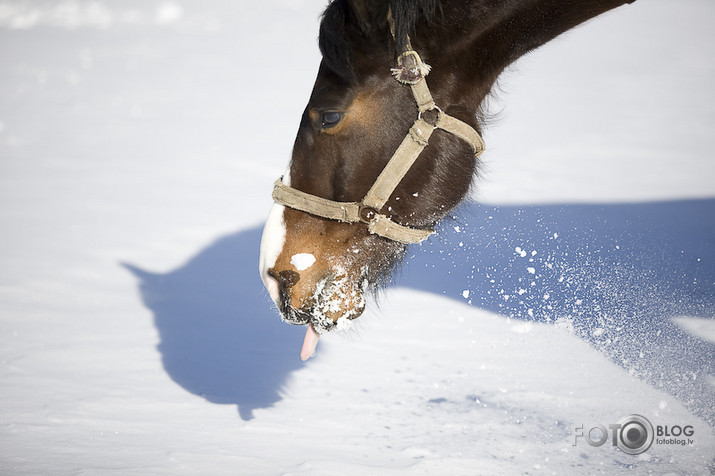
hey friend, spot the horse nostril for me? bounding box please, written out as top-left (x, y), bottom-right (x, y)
top-left (267, 268), bottom-right (302, 314)
top-left (278, 270), bottom-right (301, 288)
top-left (268, 268), bottom-right (301, 289)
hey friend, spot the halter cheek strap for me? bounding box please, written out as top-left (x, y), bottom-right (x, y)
top-left (272, 50), bottom-right (485, 244)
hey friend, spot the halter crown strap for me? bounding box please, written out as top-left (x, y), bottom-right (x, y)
top-left (271, 48), bottom-right (485, 245)
top-left (361, 117), bottom-right (435, 211)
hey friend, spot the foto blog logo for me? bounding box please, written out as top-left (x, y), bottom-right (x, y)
top-left (573, 414), bottom-right (696, 455)
top-left (574, 414), bottom-right (654, 455)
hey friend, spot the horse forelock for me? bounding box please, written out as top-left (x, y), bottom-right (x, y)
top-left (318, 0), bottom-right (442, 82)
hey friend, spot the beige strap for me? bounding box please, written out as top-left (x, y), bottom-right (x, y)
top-left (436, 112), bottom-right (485, 156)
top-left (410, 79), bottom-right (436, 112)
top-left (367, 214), bottom-right (433, 242)
top-left (270, 47), bottom-right (485, 245)
top-left (272, 179), bottom-right (360, 223)
top-left (362, 110), bottom-right (483, 215)
top-left (272, 180), bottom-right (434, 243)
top-left (362, 118), bottom-right (436, 210)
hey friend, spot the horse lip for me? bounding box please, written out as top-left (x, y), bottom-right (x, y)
top-left (281, 307), bottom-right (313, 326)
top-left (277, 285), bottom-right (366, 333)
top-left (276, 288), bottom-right (335, 331)
top-left (279, 305), bottom-right (337, 332)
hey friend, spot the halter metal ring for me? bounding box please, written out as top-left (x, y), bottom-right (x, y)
top-left (358, 204), bottom-right (378, 224)
top-left (418, 105), bottom-right (442, 126)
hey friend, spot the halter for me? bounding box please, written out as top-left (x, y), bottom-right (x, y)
top-left (272, 47), bottom-right (485, 244)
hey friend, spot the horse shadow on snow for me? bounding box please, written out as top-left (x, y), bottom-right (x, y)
top-left (125, 199), bottom-right (714, 423)
top-left (124, 227), bottom-right (306, 421)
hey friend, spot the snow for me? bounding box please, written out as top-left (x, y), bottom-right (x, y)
top-left (290, 253), bottom-right (316, 271)
top-left (672, 317), bottom-right (715, 344)
top-left (1, 0), bottom-right (714, 474)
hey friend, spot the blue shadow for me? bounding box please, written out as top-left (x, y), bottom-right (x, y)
top-left (125, 199), bottom-right (714, 424)
top-left (123, 228), bottom-right (306, 421)
top-left (403, 198), bottom-right (714, 424)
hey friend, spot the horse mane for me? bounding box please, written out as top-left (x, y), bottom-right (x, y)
top-left (319, 0), bottom-right (441, 82)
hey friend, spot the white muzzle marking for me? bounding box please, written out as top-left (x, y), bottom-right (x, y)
top-left (259, 174), bottom-right (290, 304)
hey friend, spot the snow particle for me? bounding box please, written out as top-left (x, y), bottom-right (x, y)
top-left (290, 253), bottom-right (316, 271)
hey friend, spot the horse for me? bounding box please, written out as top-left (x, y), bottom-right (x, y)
top-left (259, 0), bottom-right (638, 360)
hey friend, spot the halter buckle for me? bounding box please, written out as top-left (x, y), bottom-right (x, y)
top-left (358, 204), bottom-right (378, 224)
top-left (391, 50), bottom-right (432, 85)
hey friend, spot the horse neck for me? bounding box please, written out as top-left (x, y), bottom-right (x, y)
top-left (417, 0), bottom-right (635, 113)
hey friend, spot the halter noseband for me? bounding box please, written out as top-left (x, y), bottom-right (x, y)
top-left (272, 48), bottom-right (485, 244)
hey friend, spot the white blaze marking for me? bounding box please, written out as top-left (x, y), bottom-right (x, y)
top-left (290, 253), bottom-right (316, 271)
top-left (259, 173), bottom-right (290, 304)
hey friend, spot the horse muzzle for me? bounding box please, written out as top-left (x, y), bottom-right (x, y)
top-left (266, 265), bottom-right (367, 333)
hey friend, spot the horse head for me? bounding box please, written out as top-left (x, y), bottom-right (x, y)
top-left (260, 0), bottom-right (483, 355)
top-left (259, 0), bottom-right (635, 358)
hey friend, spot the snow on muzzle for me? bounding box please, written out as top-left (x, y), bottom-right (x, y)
top-left (271, 261), bottom-right (367, 361)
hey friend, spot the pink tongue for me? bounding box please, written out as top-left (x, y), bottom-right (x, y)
top-left (300, 324), bottom-right (320, 361)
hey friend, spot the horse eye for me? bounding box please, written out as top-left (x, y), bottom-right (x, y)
top-left (321, 111), bottom-right (343, 128)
